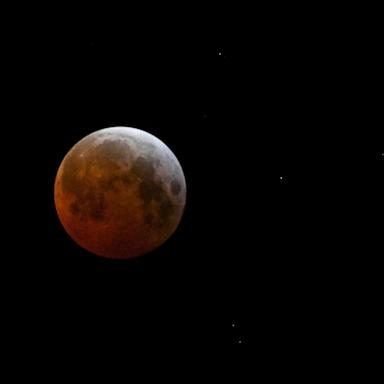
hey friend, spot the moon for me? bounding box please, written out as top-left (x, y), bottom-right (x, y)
top-left (54, 127), bottom-right (186, 259)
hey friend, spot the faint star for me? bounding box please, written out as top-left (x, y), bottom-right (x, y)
top-left (238, 340), bottom-right (242, 344)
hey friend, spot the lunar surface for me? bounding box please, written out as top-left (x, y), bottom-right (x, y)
top-left (54, 127), bottom-right (186, 259)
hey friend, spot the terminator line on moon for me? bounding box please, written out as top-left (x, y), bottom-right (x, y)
top-left (54, 127), bottom-right (186, 259)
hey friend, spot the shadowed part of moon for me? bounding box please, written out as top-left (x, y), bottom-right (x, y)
top-left (55, 127), bottom-right (186, 259)
top-left (61, 139), bottom-right (138, 222)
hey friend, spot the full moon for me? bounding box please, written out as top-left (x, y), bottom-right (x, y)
top-left (54, 127), bottom-right (186, 259)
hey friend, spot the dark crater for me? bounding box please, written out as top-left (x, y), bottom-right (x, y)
top-left (131, 156), bottom-right (175, 228)
top-left (67, 186), bottom-right (106, 222)
top-left (170, 179), bottom-right (181, 195)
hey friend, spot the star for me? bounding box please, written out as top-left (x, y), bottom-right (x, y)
top-left (238, 340), bottom-right (242, 344)
top-left (280, 176), bottom-right (283, 180)
top-left (218, 52), bottom-right (222, 56)
top-left (232, 323), bottom-right (235, 327)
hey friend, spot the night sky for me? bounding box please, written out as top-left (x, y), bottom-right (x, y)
top-left (6, 6), bottom-right (382, 368)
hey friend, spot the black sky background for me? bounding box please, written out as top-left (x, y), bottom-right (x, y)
top-left (4, 5), bottom-right (382, 369)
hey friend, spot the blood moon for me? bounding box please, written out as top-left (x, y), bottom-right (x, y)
top-left (54, 127), bottom-right (186, 259)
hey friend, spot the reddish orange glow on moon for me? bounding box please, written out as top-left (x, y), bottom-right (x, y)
top-left (54, 127), bottom-right (186, 259)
